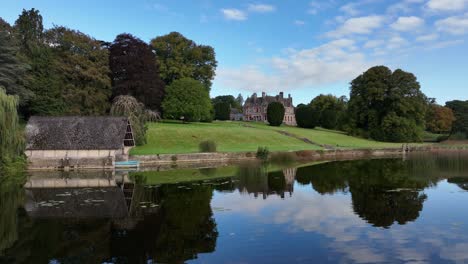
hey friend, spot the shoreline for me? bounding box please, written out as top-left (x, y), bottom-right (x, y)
top-left (131, 145), bottom-right (468, 168)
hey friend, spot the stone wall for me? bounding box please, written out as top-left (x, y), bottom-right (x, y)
top-left (27, 156), bottom-right (114, 170)
top-left (132, 146), bottom-right (468, 167)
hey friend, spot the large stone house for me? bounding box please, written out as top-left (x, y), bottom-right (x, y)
top-left (25, 116), bottom-right (135, 170)
top-left (243, 92), bottom-right (297, 126)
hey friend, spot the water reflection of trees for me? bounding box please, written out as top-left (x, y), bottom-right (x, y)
top-left (1, 178), bottom-right (218, 263)
top-left (110, 184), bottom-right (218, 263)
top-left (295, 154), bottom-right (468, 228)
top-left (0, 171), bottom-right (24, 257)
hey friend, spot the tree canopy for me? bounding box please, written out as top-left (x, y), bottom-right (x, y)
top-left (47, 26), bottom-right (112, 115)
top-left (446, 100), bottom-right (468, 139)
top-left (309, 94), bottom-right (347, 130)
top-left (0, 21), bottom-right (30, 106)
top-left (110, 33), bottom-right (165, 110)
top-left (348, 66), bottom-right (427, 142)
top-left (267, 102), bottom-right (285, 126)
top-left (295, 104), bottom-right (319, 129)
top-left (150, 32), bottom-right (217, 90)
top-left (162, 78), bottom-right (212, 122)
top-left (426, 103), bottom-right (455, 134)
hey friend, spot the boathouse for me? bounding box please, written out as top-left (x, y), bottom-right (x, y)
top-left (25, 116), bottom-right (135, 169)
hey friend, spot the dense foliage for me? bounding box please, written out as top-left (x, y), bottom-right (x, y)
top-left (0, 89), bottom-right (24, 163)
top-left (162, 78), bottom-right (213, 122)
top-left (212, 95), bottom-right (241, 120)
top-left (109, 33), bottom-right (165, 111)
top-left (446, 100), bottom-right (468, 139)
top-left (47, 26), bottom-right (112, 115)
top-left (348, 66), bottom-right (427, 142)
top-left (295, 104), bottom-right (319, 129)
top-left (267, 102), bottom-right (285, 126)
top-left (151, 32), bottom-right (217, 90)
top-left (309, 94), bottom-right (347, 130)
top-left (0, 20), bottom-right (30, 107)
top-left (426, 103), bottom-right (455, 134)
top-left (213, 102), bottom-right (230, 120)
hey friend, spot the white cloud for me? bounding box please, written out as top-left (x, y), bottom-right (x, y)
top-left (294, 20), bottom-right (306, 26)
top-left (416, 33), bottom-right (439, 42)
top-left (387, 35), bottom-right (409, 49)
top-left (221, 8), bottom-right (248, 21)
top-left (340, 3), bottom-right (361, 16)
top-left (308, 1), bottom-right (334, 15)
top-left (364, 39), bottom-right (384, 48)
top-left (217, 39), bottom-right (371, 92)
top-left (391, 16), bottom-right (424, 31)
top-left (427, 0), bottom-right (468, 12)
top-left (327, 15), bottom-right (386, 37)
top-left (247, 4), bottom-right (276, 13)
top-left (387, 0), bottom-right (425, 14)
top-left (436, 13), bottom-right (468, 35)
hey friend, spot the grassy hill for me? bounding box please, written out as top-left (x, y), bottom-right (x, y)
top-left (130, 121), bottom-right (411, 155)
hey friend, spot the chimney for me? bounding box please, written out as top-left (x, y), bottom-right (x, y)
top-left (288, 93), bottom-right (291, 98)
top-left (262, 92), bottom-right (266, 98)
top-left (279, 92), bottom-right (284, 99)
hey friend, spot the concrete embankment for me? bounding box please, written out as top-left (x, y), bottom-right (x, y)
top-left (131, 146), bottom-right (468, 167)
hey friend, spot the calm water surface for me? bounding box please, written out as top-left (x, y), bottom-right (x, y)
top-left (1, 153), bottom-right (468, 263)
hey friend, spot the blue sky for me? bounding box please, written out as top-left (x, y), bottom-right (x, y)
top-left (1, 0), bottom-right (467, 105)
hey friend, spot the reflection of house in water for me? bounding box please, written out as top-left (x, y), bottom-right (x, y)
top-left (16, 171), bottom-right (218, 263)
top-left (236, 166), bottom-right (296, 199)
top-left (24, 171), bottom-right (151, 221)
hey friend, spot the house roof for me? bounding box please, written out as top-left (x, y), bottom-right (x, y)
top-left (26, 116), bottom-right (130, 150)
top-left (244, 93), bottom-right (293, 107)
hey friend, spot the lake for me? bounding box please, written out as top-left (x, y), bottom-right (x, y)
top-left (1, 152), bottom-right (468, 263)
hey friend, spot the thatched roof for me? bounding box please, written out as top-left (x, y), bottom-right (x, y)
top-left (26, 116), bottom-right (130, 150)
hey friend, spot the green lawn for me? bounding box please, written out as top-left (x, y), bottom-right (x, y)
top-left (130, 121), bottom-right (420, 155)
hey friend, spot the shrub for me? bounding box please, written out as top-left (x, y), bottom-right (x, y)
top-left (267, 102), bottom-right (285, 126)
top-left (256, 146), bottom-right (269, 161)
top-left (199, 140), bottom-right (217, 152)
top-left (269, 152), bottom-right (297, 165)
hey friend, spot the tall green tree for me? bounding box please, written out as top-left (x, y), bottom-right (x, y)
top-left (0, 19), bottom-right (31, 106)
top-left (162, 78), bottom-right (212, 122)
top-left (14, 8), bottom-right (43, 55)
top-left (267, 102), bottom-right (285, 126)
top-left (0, 89), bottom-right (23, 162)
top-left (46, 26), bottom-right (112, 115)
top-left (213, 102), bottom-right (230, 120)
top-left (348, 66), bottom-right (427, 142)
top-left (446, 100), bottom-right (468, 139)
top-left (150, 32), bottom-right (217, 90)
top-left (14, 8), bottom-right (65, 116)
top-left (295, 104), bottom-right (319, 129)
top-left (110, 33), bottom-right (165, 111)
top-left (309, 94), bottom-right (347, 130)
